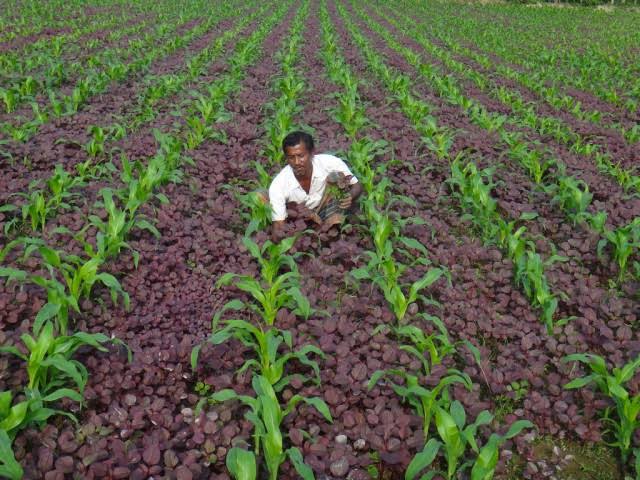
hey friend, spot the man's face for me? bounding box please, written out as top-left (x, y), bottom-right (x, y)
top-left (285, 142), bottom-right (313, 180)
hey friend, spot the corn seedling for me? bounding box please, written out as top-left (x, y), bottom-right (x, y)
top-left (546, 175), bottom-right (594, 223)
top-left (0, 87), bottom-right (19, 113)
top-left (563, 352), bottom-right (640, 472)
top-left (369, 354), bottom-right (472, 439)
top-left (201, 374), bottom-right (331, 480)
top-left (88, 188), bottom-right (160, 263)
top-left (193, 319), bottom-right (322, 391)
top-left (406, 401), bottom-right (532, 480)
top-left (395, 318), bottom-right (455, 375)
top-left (597, 218), bottom-right (640, 282)
top-left (0, 321), bottom-right (118, 398)
top-left (235, 190), bottom-right (273, 237)
top-left (215, 236), bottom-right (311, 326)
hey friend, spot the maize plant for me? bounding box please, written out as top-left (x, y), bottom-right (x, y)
top-left (406, 401), bottom-right (532, 480)
top-left (546, 175), bottom-right (594, 223)
top-left (352, 234), bottom-right (444, 324)
top-left (423, 130), bottom-right (455, 161)
top-left (369, 366), bottom-right (471, 439)
top-left (84, 125), bottom-right (106, 157)
top-left (597, 218), bottom-right (640, 282)
top-left (235, 190), bottom-right (273, 237)
top-left (0, 320), bottom-right (120, 399)
top-left (193, 319), bottom-right (322, 391)
top-left (0, 87), bottom-right (19, 113)
top-left (394, 319), bottom-right (455, 376)
top-left (0, 320), bottom-right (127, 479)
top-left (0, 242), bottom-right (129, 334)
top-left (5, 164), bottom-right (85, 234)
top-left (88, 188), bottom-right (160, 264)
top-left (564, 353), bottom-right (640, 475)
top-left (215, 236), bottom-right (311, 326)
top-left (200, 374), bottom-right (331, 480)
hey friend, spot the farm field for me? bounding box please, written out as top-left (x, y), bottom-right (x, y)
top-left (0, 0), bottom-right (639, 479)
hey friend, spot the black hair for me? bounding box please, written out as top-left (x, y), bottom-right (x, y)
top-left (282, 131), bottom-right (314, 153)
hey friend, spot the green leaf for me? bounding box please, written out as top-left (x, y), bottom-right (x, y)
top-left (41, 355), bottom-right (86, 392)
top-left (408, 268), bottom-right (443, 302)
top-left (225, 447), bottom-right (256, 480)
top-left (209, 389), bottom-right (241, 403)
top-left (301, 397), bottom-right (333, 422)
top-left (367, 370), bottom-right (387, 391)
top-left (0, 268), bottom-right (28, 282)
top-left (518, 212), bottom-right (538, 221)
top-left (0, 429), bottom-right (23, 480)
top-left (286, 447), bottom-right (314, 480)
top-left (0, 345), bottom-right (27, 362)
top-left (471, 436), bottom-right (499, 480)
top-left (503, 420), bottom-right (533, 439)
top-left (405, 438), bottom-right (441, 480)
top-left (42, 387), bottom-right (83, 403)
top-left (450, 400), bottom-right (466, 430)
top-left (0, 400), bottom-right (29, 433)
top-left (564, 375), bottom-right (595, 390)
top-left (190, 344), bottom-right (202, 371)
top-left (34, 304), bottom-right (61, 336)
top-left (0, 391), bottom-right (12, 419)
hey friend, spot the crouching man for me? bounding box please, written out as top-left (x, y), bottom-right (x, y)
top-left (265, 131), bottom-right (363, 241)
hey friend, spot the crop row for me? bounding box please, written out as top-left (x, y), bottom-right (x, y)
top-left (2, 7), bottom-right (267, 239)
top-left (0, 1), bottom-right (288, 476)
top-left (336, 2), bottom-right (640, 477)
top-left (410, 0), bottom-right (640, 113)
top-left (0, 0), bottom-right (126, 44)
top-left (0, 1), bottom-right (233, 145)
top-left (349, 2), bottom-right (640, 289)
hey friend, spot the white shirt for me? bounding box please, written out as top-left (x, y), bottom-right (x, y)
top-left (268, 153), bottom-right (358, 221)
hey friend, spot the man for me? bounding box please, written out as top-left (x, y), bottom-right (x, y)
top-left (268, 131), bottom-right (363, 241)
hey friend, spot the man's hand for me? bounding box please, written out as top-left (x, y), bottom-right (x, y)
top-left (340, 182), bottom-right (363, 210)
top-left (339, 195), bottom-right (352, 210)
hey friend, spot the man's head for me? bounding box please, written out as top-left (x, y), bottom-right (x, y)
top-left (283, 131), bottom-right (314, 180)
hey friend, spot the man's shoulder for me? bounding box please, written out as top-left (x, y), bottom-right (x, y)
top-left (313, 153), bottom-right (343, 163)
top-left (269, 165), bottom-right (295, 191)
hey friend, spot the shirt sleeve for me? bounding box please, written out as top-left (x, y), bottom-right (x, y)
top-left (268, 179), bottom-right (287, 222)
top-left (323, 155), bottom-right (359, 185)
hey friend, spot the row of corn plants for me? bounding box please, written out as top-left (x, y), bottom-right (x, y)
top-left (0, 0), bottom-right (118, 43)
top-left (413, 17), bottom-right (638, 146)
top-left (191, 5), bottom-right (337, 478)
top-left (351, 2), bottom-right (640, 285)
top-left (0, 4), bottom-right (285, 476)
top-left (325, 4), bottom-right (533, 478)
top-left (562, 352), bottom-right (640, 478)
top-left (341, 4), bottom-right (640, 478)
top-left (0, 0), bottom-right (228, 144)
top-left (383, 2), bottom-right (640, 196)
top-left (0, 13), bottom-right (153, 115)
top-left (402, 0), bottom-right (640, 113)
top-left (0, 7), bottom-right (145, 72)
top-left (0, 4), bottom-right (261, 238)
top-left (375, 3), bottom-right (640, 191)
top-left (336, 1), bottom-right (566, 333)
top-left (237, 0), bottom-right (310, 235)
